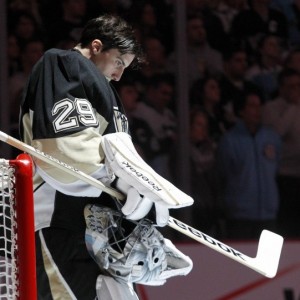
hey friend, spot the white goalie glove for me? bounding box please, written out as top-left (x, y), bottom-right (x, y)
top-left (101, 132), bottom-right (194, 226)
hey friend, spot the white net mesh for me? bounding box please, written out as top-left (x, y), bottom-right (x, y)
top-left (0, 159), bottom-right (19, 299)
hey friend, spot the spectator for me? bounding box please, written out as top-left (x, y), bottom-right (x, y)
top-left (8, 10), bottom-right (42, 48)
top-left (190, 75), bottom-right (226, 142)
top-left (7, 33), bottom-right (21, 77)
top-left (142, 36), bottom-right (168, 77)
top-left (213, 0), bottom-right (248, 34)
top-left (270, 0), bottom-right (300, 48)
top-left (169, 108), bottom-right (221, 240)
top-left (284, 47), bottom-right (300, 73)
top-left (112, 79), bottom-right (155, 162)
top-left (166, 14), bottom-right (223, 88)
top-left (131, 73), bottom-right (177, 181)
top-left (246, 34), bottom-right (283, 101)
top-left (217, 91), bottom-right (281, 240)
top-left (46, 0), bottom-right (87, 48)
top-left (39, 0), bottom-right (64, 28)
top-left (219, 42), bottom-right (261, 128)
top-left (128, 1), bottom-right (162, 42)
top-left (187, 109), bottom-right (220, 235)
top-left (9, 38), bottom-right (45, 125)
top-left (128, 0), bottom-right (174, 53)
top-left (185, 0), bottom-right (228, 52)
top-left (125, 35), bottom-right (168, 93)
top-left (262, 68), bottom-right (300, 238)
top-left (8, 0), bottom-right (43, 26)
top-left (231, 0), bottom-right (288, 63)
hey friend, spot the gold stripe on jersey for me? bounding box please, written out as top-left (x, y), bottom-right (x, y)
top-left (40, 231), bottom-right (76, 299)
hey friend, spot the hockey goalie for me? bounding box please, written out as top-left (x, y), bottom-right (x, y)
top-left (19, 14), bottom-right (194, 299)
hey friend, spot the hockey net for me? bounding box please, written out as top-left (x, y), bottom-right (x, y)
top-left (0, 153), bottom-right (36, 300)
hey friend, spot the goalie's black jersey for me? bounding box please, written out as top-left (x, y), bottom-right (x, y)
top-left (20, 48), bottom-right (129, 232)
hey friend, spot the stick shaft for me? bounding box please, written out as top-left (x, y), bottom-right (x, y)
top-left (0, 131), bottom-right (124, 199)
top-left (0, 130), bottom-right (283, 277)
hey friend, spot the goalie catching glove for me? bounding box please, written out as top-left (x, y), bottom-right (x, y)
top-left (101, 132), bottom-right (193, 226)
top-left (84, 204), bottom-right (193, 286)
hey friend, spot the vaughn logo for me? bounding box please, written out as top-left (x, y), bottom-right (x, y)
top-left (121, 161), bottom-right (162, 191)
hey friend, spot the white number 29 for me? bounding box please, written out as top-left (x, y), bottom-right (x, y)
top-left (52, 98), bottom-right (98, 133)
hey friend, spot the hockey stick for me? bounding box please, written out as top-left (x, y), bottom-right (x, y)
top-left (0, 130), bottom-right (283, 278)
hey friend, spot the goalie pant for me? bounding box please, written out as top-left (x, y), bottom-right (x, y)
top-left (35, 227), bottom-right (139, 300)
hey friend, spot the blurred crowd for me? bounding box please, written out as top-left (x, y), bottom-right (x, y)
top-left (6, 0), bottom-right (300, 240)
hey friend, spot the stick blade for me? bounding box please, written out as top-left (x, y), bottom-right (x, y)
top-left (255, 230), bottom-right (284, 278)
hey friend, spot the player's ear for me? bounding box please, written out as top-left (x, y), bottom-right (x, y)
top-left (91, 39), bottom-right (103, 54)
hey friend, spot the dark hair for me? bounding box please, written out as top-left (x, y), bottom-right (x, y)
top-left (284, 47), bottom-right (300, 68)
top-left (79, 14), bottom-right (145, 68)
top-left (222, 39), bottom-right (247, 62)
top-left (186, 13), bottom-right (204, 23)
top-left (23, 37), bottom-right (45, 48)
top-left (233, 90), bottom-right (262, 116)
top-left (10, 10), bottom-right (39, 31)
top-left (189, 74), bottom-right (220, 106)
top-left (278, 68), bottom-right (300, 86)
top-left (189, 107), bottom-right (209, 126)
top-left (146, 73), bottom-right (175, 89)
top-left (257, 33), bottom-right (279, 50)
top-left (112, 76), bottom-right (136, 93)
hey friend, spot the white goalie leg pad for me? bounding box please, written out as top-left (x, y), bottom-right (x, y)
top-left (96, 275), bottom-right (139, 300)
top-left (101, 133), bottom-right (193, 224)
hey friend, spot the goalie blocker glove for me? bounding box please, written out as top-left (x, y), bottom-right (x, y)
top-left (101, 132), bottom-right (194, 226)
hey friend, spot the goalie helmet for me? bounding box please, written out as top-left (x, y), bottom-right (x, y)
top-left (84, 204), bottom-right (193, 286)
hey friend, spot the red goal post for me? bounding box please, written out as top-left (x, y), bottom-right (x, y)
top-left (0, 153), bottom-right (37, 300)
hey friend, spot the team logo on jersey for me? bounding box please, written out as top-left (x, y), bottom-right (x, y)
top-left (52, 98), bottom-right (99, 133)
top-left (113, 106), bottom-right (129, 133)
